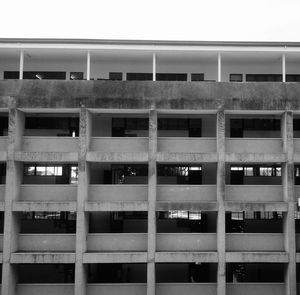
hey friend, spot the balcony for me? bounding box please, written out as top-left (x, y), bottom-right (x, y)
top-left (157, 185), bottom-right (216, 202)
top-left (158, 138), bottom-right (216, 153)
top-left (20, 185), bottom-right (77, 202)
top-left (0, 136), bottom-right (8, 151)
top-left (87, 233), bottom-right (147, 252)
top-left (16, 284), bottom-right (74, 295)
top-left (225, 185), bottom-right (283, 202)
top-left (156, 283), bottom-right (217, 295)
top-left (87, 284), bottom-right (146, 295)
top-left (226, 233), bottom-right (284, 252)
top-left (226, 138), bottom-right (282, 153)
top-left (89, 185), bottom-right (148, 202)
top-left (22, 136), bottom-right (79, 152)
top-left (157, 233), bottom-right (217, 252)
top-left (90, 137), bottom-right (148, 153)
top-left (226, 283), bottom-right (285, 295)
top-left (17, 234), bottom-right (76, 252)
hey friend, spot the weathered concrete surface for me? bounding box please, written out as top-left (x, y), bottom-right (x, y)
top-left (10, 253), bottom-right (76, 263)
top-left (225, 201), bottom-right (288, 212)
top-left (12, 201), bottom-right (76, 212)
top-left (156, 201), bottom-right (217, 211)
top-left (83, 252), bottom-right (147, 263)
top-left (85, 201), bottom-right (148, 211)
top-left (155, 252), bottom-right (218, 263)
top-left (226, 252), bottom-right (288, 263)
top-left (1, 81), bottom-right (300, 110)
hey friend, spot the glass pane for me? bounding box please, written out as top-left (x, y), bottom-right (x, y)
top-left (36, 166), bottom-right (46, 176)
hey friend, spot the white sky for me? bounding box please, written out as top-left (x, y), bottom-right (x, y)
top-left (0, 0), bottom-right (299, 42)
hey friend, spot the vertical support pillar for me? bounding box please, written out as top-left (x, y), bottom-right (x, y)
top-left (218, 53), bottom-right (222, 82)
top-left (217, 109), bottom-right (226, 295)
top-left (2, 105), bottom-right (25, 295)
top-left (147, 107), bottom-right (157, 295)
top-left (86, 51), bottom-right (91, 81)
top-left (74, 107), bottom-right (91, 295)
top-left (282, 53), bottom-right (286, 83)
top-left (19, 50), bottom-right (24, 80)
top-left (281, 111), bottom-right (296, 295)
top-left (152, 53), bottom-right (156, 82)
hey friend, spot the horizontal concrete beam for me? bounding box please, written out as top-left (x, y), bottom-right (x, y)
top-left (225, 153), bottom-right (286, 163)
top-left (87, 152), bottom-right (148, 162)
top-left (14, 151), bottom-right (78, 162)
top-left (83, 252), bottom-right (147, 263)
top-left (226, 252), bottom-right (288, 263)
top-left (12, 201), bottom-right (77, 212)
top-left (85, 201), bottom-right (148, 211)
top-left (10, 253), bottom-right (76, 263)
top-left (156, 201), bottom-right (217, 211)
top-left (224, 201), bottom-right (288, 212)
top-left (157, 152), bottom-right (218, 163)
top-left (155, 252), bottom-right (218, 263)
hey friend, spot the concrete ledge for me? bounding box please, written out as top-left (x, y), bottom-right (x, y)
top-left (87, 152), bottom-right (148, 162)
top-left (157, 152), bottom-right (218, 163)
top-left (12, 201), bottom-right (77, 212)
top-left (11, 252), bottom-right (76, 263)
top-left (224, 202), bottom-right (288, 212)
top-left (85, 201), bottom-right (148, 211)
top-left (225, 153), bottom-right (286, 163)
top-left (0, 201), bottom-right (5, 211)
top-left (296, 253), bottom-right (300, 262)
top-left (156, 201), bottom-right (217, 211)
top-left (0, 253), bottom-right (3, 263)
top-left (155, 252), bottom-right (218, 263)
top-left (226, 252), bottom-right (288, 263)
top-left (294, 153), bottom-right (300, 162)
top-left (0, 151), bottom-right (7, 161)
top-left (83, 252), bottom-right (147, 263)
top-left (14, 151), bottom-right (78, 162)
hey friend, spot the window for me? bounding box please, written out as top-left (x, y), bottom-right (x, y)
top-left (126, 73), bottom-right (153, 81)
top-left (246, 74), bottom-right (282, 82)
top-left (109, 72), bottom-right (123, 80)
top-left (4, 71), bottom-right (66, 80)
top-left (230, 74), bottom-right (243, 82)
top-left (25, 165), bottom-right (63, 176)
top-left (259, 166), bottom-right (281, 177)
top-left (70, 72), bottom-right (83, 80)
top-left (230, 165), bottom-right (281, 177)
top-left (157, 165), bottom-right (201, 177)
top-left (21, 211), bottom-right (76, 221)
top-left (162, 210), bottom-right (202, 220)
top-left (244, 167), bottom-right (253, 176)
top-left (191, 73), bottom-right (204, 81)
top-left (156, 73), bottom-right (188, 81)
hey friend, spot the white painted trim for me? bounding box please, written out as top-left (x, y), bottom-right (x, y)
top-left (152, 53), bottom-right (156, 82)
top-left (87, 51), bottom-right (90, 81)
top-left (282, 53), bottom-right (286, 82)
top-left (218, 53), bottom-right (221, 82)
top-left (19, 50), bottom-right (24, 80)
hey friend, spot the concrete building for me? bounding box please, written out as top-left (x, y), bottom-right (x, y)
top-left (0, 38), bottom-right (300, 295)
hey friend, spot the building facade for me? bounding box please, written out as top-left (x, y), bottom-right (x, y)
top-left (0, 39), bottom-right (299, 295)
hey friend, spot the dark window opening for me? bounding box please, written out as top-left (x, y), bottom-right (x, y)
top-left (156, 263), bottom-right (217, 283)
top-left (229, 165), bottom-right (282, 185)
top-left (109, 72), bottom-right (123, 80)
top-left (156, 73), bottom-right (187, 81)
top-left (157, 164), bottom-right (202, 185)
top-left (158, 118), bottom-right (202, 137)
top-left (70, 72), bottom-right (83, 80)
top-left (230, 118), bottom-right (280, 138)
top-left (20, 211), bottom-right (76, 233)
top-left (89, 211), bottom-right (148, 233)
top-left (0, 115), bottom-right (8, 136)
top-left (230, 74), bottom-right (243, 82)
top-left (191, 73), bottom-right (204, 81)
top-left (4, 71), bottom-right (66, 80)
top-left (226, 211), bottom-right (283, 233)
top-left (23, 164), bottom-right (78, 184)
top-left (246, 74), bottom-right (282, 82)
top-left (226, 263), bottom-right (284, 282)
top-left (126, 73), bottom-right (153, 81)
top-left (112, 118), bottom-right (149, 137)
top-left (25, 116), bottom-right (79, 137)
top-left (88, 263), bottom-right (147, 283)
top-left (18, 264), bottom-right (75, 283)
top-left (0, 163), bottom-right (6, 184)
top-left (157, 211), bottom-right (216, 233)
top-left (0, 212), bottom-right (4, 233)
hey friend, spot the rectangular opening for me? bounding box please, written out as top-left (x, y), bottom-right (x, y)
top-left (19, 211), bottom-right (76, 233)
top-left (157, 211), bottom-right (217, 233)
top-left (4, 71), bottom-right (66, 80)
top-left (88, 263), bottom-right (147, 283)
top-left (156, 263), bottom-right (217, 283)
top-left (89, 211), bottom-right (147, 233)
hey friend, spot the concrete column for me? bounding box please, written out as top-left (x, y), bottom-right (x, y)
top-left (19, 51), bottom-right (24, 80)
top-left (281, 111), bottom-right (296, 295)
top-left (86, 51), bottom-right (91, 81)
top-left (2, 107), bottom-right (25, 295)
top-left (147, 108), bottom-right (157, 295)
top-left (74, 108), bottom-right (91, 295)
top-left (218, 53), bottom-right (222, 82)
top-left (282, 53), bottom-right (286, 83)
top-left (152, 53), bottom-right (156, 82)
top-left (216, 110), bottom-right (226, 295)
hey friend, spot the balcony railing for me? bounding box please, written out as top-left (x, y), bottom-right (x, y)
top-left (87, 284), bottom-right (146, 295)
top-left (16, 284), bottom-right (74, 295)
top-left (157, 185), bottom-right (216, 202)
top-left (17, 234), bottom-right (76, 252)
top-left (20, 185), bottom-right (77, 202)
top-left (226, 138), bottom-right (282, 153)
top-left (87, 233), bottom-right (147, 252)
top-left (226, 233), bottom-right (284, 252)
top-left (0, 136), bottom-right (8, 151)
top-left (156, 283), bottom-right (217, 295)
top-left (156, 233), bottom-right (217, 252)
top-left (225, 185), bottom-right (283, 202)
top-left (22, 136), bottom-right (79, 152)
top-left (226, 283), bottom-right (285, 295)
top-left (158, 138), bottom-right (216, 153)
top-left (90, 137), bottom-right (148, 153)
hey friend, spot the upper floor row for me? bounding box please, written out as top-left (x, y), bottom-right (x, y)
top-left (2, 39), bottom-right (300, 82)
